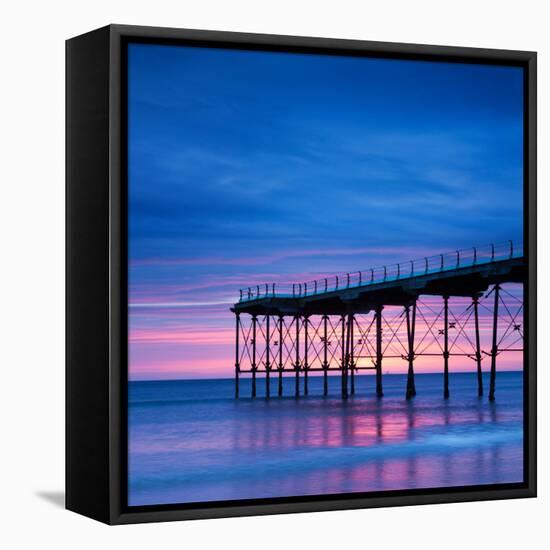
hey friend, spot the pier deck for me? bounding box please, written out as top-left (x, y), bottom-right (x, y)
top-left (230, 241), bottom-right (526, 401)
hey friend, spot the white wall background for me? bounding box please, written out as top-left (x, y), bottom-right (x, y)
top-left (0, 1), bottom-right (547, 548)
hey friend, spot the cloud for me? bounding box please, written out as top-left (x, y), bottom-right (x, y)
top-left (130, 300), bottom-right (234, 308)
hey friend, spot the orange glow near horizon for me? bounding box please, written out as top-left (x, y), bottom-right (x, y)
top-left (129, 285), bottom-right (524, 380)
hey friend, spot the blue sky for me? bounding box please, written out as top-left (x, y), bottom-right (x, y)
top-left (127, 43), bottom-right (523, 379)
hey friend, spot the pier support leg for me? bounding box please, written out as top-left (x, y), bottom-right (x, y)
top-left (234, 313), bottom-right (240, 399)
top-left (350, 314), bottom-right (355, 395)
top-left (322, 315), bottom-right (329, 396)
top-left (375, 306), bottom-right (384, 397)
top-left (251, 315), bottom-right (257, 398)
top-left (278, 316), bottom-right (283, 397)
top-left (295, 315), bottom-right (300, 398)
top-left (473, 296), bottom-right (483, 397)
top-left (443, 296), bottom-right (450, 399)
top-left (489, 284), bottom-right (500, 402)
top-left (406, 301), bottom-right (417, 399)
top-left (341, 315), bottom-right (348, 398)
top-left (265, 314), bottom-right (271, 399)
top-left (304, 316), bottom-right (309, 396)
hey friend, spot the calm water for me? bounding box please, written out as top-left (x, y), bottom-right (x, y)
top-left (128, 372), bottom-right (524, 506)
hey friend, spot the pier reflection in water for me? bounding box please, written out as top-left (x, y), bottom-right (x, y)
top-left (128, 372), bottom-right (523, 506)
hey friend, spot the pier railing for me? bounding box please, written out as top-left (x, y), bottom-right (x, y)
top-left (238, 240), bottom-right (523, 303)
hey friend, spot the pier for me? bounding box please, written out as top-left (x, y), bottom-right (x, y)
top-left (231, 241), bottom-right (525, 400)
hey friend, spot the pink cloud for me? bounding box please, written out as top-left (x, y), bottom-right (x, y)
top-left (130, 244), bottom-right (444, 269)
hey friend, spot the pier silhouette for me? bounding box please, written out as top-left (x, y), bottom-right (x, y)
top-left (231, 241), bottom-right (525, 401)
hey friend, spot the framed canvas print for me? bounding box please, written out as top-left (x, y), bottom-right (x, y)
top-left (66, 24), bottom-right (536, 524)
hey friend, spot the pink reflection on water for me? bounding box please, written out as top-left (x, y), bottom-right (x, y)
top-left (128, 374), bottom-right (523, 505)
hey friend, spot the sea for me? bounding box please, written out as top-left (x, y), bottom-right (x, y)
top-left (128, 371), bottom-right (524, 506)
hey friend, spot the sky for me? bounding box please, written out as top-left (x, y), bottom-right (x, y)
top-left (127, 43), bottom-right (524, 380)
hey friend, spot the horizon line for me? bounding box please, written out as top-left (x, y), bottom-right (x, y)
top-left (129, 369), bottom-right (523, 383)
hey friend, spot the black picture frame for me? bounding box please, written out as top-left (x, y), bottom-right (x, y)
top-left (66, 24), bottom-right (537, 525)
